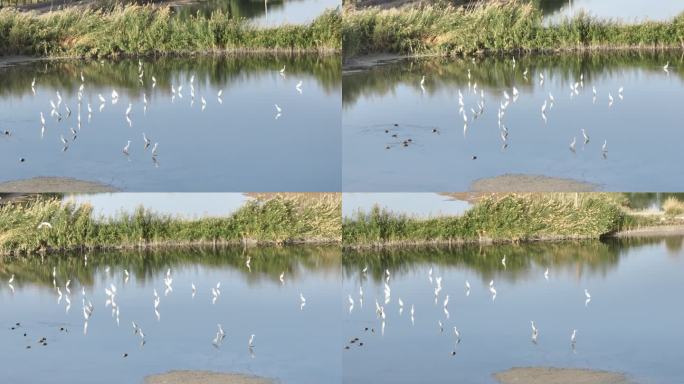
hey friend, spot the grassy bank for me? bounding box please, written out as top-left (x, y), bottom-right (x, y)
top-left (343, 193), bottom-right (644, 248)
top-left (343, 2), bottom-right (684, 58)
top-left (0, 5), bottom-right (340, 58)
top-left (0, 193), bottom-right (341, 255)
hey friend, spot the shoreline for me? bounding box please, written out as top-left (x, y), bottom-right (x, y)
top-left (342, 46), bottom-right (684, 71)
top-left (494, 367), bottom-right (631, 384)
top-left (145, 371), bottom-right (272, 384)
top-left (342, 224), bottom-right (684, 250)
top-left (0, 49), bottom-right (340, 66)
top-left (0, 238), bottom-right (341, 258)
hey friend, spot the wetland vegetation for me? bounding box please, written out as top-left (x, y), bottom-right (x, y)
top-left (342, 193), bottom-right (684, 247)
top-left (0, 4), bottom-right (341, 57)
top-left (0, 193), bottom-right (341, 255)
top-left (342, 1), bottom-right (684, 59)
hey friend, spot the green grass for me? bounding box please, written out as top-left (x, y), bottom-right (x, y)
top-left (343, 193), bottom-right (630, 247)
top-left (342, 1), bottom-right (684, 58)
top-left (0, 5), bottom-right (341, 57)
top-left (0, 193), bottom-right (341, 255)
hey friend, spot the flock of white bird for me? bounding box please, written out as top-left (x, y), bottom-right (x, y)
top-left (6, 229), bottom-right (309, 358)
top-left (391, 60), bottom-right (675, 156)
top-left (346, 256), bottom-right (593, 355)
top-left (29, 61), bottom-right (302, 165)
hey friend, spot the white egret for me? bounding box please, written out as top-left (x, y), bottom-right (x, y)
top-left (280, 65), bottom-right (286, 74)
top-left (420, 76), bottom-right (425, 87)
top-left (296, 80), bottom-right (303, 94)
top-left (40, 112), bottom-right (46, 126)
top-left (544, 268), bottom-right (549, 281)
top-left (37, 222), bottom-right (53, 229)
top-left (569, 137), bottom-right (576, 152)
top-left (489, 280), bottom-right (497, 300)
top-left (249, 334), bottom-right (255, 347)
top-left (453, 327), bottom-right (461, 343)
top-left (582, 129), bottom-right (590, 143)
top-left (143, 133), bottom-right (151, 149)
top-left (125, 103), bottom-right (132, 117)
top-left (571, 329), bottom-right (577, 344)
top-left (501, 255), bottom-right (506, 268)
top-left (98, 94), bottom-right (106, 103)
top-left (123, 140), bottom-right (131, 155)
top-left (8, 274), bottom-right (14, 284)
top-left (602, 140), bottom-right (608, 153)
top-left (151, 143), bottom-right (158, 157)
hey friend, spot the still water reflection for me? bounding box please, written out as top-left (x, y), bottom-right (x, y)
top-left (343, 237), bottom-right (684, 383)
top-left (0, 246), bottom-right (341, 384)
top-left (343, 52), bottom-right (684, 191)
top-left (0, 54), bottom-right (341, 192)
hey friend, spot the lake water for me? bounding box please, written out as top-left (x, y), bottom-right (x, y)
top-left (538, 0), bottom-right (684, 23)
top-left (65, 192), bottom-right (250, 219)
top-left (342, 237), bottom-right (684, 383)
top-left (343, 193), bottom-right (469, 218)
top-left (343, 52), bottom-right (684, 191)
top-left (0, 55), bottom-right (341, 192)
top-left (0, 246), bottom-right (341, 384)
top-left (174, 0), bottom-right (340, 27)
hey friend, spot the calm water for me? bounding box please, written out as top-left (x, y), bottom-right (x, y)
top-left (174, 0), bottom-right (339, 26)
top-left (343, 52), bottom-right (684, 191)
top-left (538, 0), bottom-right (684, 23)
top-left (0, 246), bottom-right (341, 384)
top-left (66, 192), bottom-right (250, 219)
top-left (342, 238), bottom-right (684, 384)
top-left (343, 193), bottom-right (469, 218)
top-left (0, 55), bottom-right (341, 192)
